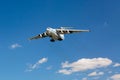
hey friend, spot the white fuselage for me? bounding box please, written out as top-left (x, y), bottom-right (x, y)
top-left (46, 27), bottom-right (64, 41)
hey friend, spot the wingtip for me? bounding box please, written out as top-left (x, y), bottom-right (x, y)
top-left (28, 38), bottom-right (32, 40)
top-left (88, 30), bottom-right (91, 32)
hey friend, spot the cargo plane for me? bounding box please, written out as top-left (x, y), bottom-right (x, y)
top-left (29, 27), bottom-right (90, 42)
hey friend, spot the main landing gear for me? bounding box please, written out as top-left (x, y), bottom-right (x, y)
top-left (50, 39), bottom-right (55, 42)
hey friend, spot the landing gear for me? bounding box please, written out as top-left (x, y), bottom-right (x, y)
top-left (58, 38), bottom-right (63, 41)
top-left (50, 38), bottom-right (63, 42)
top-left (50, 39), bottom-right (55, 42)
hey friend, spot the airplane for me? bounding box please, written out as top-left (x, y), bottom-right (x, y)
top-left (29, 27), bottom-right (90, 42)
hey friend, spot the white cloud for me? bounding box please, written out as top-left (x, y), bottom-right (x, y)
top-left (110, 74), bottom-right (120, 80)
top-left (58, 58), bottom-right (112, 75)
top-left (46, 66), bottom-right (52, 70)
top-left (88, 72), bottom-right (97, 76)
top-left (10, 43), bottom-right (22, 49)
top-left (26, 58), bottom-right (48, 72)
top-left (98, 72), bottom-right (104, 75)
top-left (82, 78), bottom-right (87, 80)
top-left (113, 63), bottom-right (120, 67)
top-left (58, 69), bottom-right (72, 75)
top-left (88, 71), bottom-right (104, 77)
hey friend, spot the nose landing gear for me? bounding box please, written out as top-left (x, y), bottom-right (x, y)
top-left (58, 38), bottom-right (63, 41)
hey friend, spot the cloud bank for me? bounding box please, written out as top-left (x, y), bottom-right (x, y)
top-left (58, 58), bottom-right (112, 75)
top-left (88, 71), bottom-right (104, 77)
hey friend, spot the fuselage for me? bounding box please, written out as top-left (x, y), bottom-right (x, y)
top-left (46, 27), bottom-right (64, 41)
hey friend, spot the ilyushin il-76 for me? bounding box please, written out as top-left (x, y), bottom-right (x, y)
top-left (29, 27), bottom-right (90, 42)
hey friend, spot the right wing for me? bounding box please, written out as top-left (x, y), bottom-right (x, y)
top-left (56, 29), bottom-right (90, 34)
top-left (29, 32), bottom-right (48, 40)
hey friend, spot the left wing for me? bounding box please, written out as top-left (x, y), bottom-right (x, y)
top-left (29, 32), bottom-right (48, 40)
top-left (56, 29), bottom-right (90, 34)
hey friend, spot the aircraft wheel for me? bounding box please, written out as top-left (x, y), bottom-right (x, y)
top-left (50, 39), bottom-right (55, 42)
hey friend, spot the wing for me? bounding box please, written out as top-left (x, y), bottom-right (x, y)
top-left (29, 32), bottom-right (48, 40)
top-left (56, 29), bottom-right (90, 34)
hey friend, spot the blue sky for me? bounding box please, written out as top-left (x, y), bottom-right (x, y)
top-left (0, 0), bottom-right (120, 80)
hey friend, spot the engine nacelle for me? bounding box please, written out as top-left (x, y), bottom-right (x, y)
top-left (42, 32), bottom-right (47, 37)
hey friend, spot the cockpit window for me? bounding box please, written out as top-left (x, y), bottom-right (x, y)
top-left (47, 27), bottom-right (51, 29)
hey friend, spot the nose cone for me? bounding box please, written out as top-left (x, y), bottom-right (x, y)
top-left (60, 34), bottom-right (64, 40)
